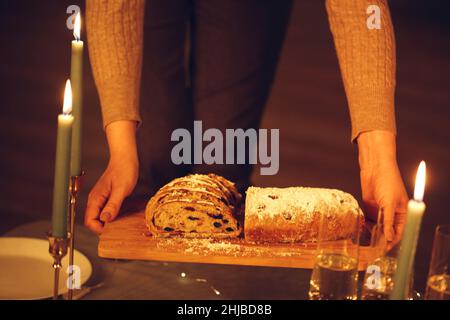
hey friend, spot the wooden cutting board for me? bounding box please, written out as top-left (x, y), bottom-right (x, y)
top-left (99, 212), bottom-right (375, 270)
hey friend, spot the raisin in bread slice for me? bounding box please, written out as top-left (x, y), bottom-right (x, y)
top-left (245, 187), bottom-right (364, 243)
top-left (145, 174), bottom-right (242, 238)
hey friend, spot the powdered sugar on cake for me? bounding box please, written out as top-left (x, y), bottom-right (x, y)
top-left (246, 186), bottom-right (360, 221)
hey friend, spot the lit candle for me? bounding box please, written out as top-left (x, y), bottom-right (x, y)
top-left (390, 161), bottom-right (427, 299)
top-left (70, 12), bottom-right (83, 176)
top-left (51, 80), bottom-right (74, 238)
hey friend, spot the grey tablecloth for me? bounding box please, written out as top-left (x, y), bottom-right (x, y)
top-left (4, 221), bottom-right (312, 299)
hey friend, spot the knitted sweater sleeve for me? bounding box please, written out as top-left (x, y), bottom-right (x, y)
top-left (326, 0), bottom-right (397, 141)
top-left (86, 0), bottom-right (145, 128)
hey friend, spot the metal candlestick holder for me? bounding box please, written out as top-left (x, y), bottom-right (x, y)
top-left (67, 172), bottom-right (84, 300)
top-left (47, 171), bottom-right (84, 300)
top-left (47, 233), bottom-right (69, 300)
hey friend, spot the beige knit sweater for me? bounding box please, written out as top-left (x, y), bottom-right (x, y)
top-left (86, 0), bottom-right (396, 141)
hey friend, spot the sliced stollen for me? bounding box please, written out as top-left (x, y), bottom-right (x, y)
top-left (145, 174), bottom-right (243, 238)
top-left (245, 187), bottom-right (364, 243)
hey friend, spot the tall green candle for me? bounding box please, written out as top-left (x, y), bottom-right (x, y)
top-left (51, 80), bottom-right (74, 238)
top-left (70, 12), bottom-right (83, 177)
top-left (390, 161), bottom-right (427, 300)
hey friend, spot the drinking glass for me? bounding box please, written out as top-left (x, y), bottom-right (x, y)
top-left (425, 225), bottom-right (450, 300)
top-left (361, 223), bottom-right (395, 299)
top-left (361, 223), bottom-right (415, 300)
top-left (308, 212), bottom-right (361, 300)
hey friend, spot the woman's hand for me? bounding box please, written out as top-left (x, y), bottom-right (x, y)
top-left (357, 130), bottom-right (408, 243)
top-left (85, 121), bottom-right (139, 234)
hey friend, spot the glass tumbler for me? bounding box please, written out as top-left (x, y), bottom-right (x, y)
top-left (308, 211), bottom-right (361, 300)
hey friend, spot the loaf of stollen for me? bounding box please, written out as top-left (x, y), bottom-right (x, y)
top-left (145, 174), bottom-right (243, 238)
top-left (244, 187), bottom-right (364, 243)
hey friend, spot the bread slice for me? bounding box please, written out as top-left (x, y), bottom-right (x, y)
top-left (245, 187), bottom-right (364, 243)
top-left (145, 174), bottom-right (243, 238)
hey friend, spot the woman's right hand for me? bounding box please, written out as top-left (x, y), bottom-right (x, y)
top-left (85, 121), bottom-right (139, 234)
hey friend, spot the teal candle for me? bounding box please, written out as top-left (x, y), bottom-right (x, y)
top-left (70, 12), bottom-right (83, 177)
top-left (390, 161), bottom-right (427, 300)
top-left (51, 80), bottom-right (74, 238)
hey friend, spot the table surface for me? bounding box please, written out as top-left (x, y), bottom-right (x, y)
top-left (4, 221), bottom-right (319, 300)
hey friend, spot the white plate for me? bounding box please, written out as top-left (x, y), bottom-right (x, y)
top-left (0, 237), bottom-right (92, 300)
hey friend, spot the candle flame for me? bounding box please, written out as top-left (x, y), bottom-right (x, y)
top-left (74, 12), bottom-right (81, 41)
top-left (63, 79), bottom-right (72, 115)
top-left (413, 161), bottom-right (426, 202)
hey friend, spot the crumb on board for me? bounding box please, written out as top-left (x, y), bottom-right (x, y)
top-left (154, 238), bottom-right (304, 258)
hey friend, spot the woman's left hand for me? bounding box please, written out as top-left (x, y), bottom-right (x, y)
top-left (357, 130), bottom-right (409, 244)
